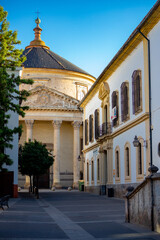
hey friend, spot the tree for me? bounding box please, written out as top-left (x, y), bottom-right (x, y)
top-left (0, 6), bottom-right (33, 170)
top-left (19, 140), bottom-right (54, 198)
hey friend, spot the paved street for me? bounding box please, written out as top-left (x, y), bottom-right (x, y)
top-left (0, 190), bottom-right (160, 240)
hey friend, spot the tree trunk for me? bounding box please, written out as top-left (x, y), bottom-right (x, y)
top-left (36, 175), bottom-right (39, 199)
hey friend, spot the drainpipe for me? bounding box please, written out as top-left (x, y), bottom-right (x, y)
top-left (138, 29), bottom-right (154, 231)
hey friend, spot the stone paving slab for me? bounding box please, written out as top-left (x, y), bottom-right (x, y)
top-left (0, 190), bottom-right (160, 240)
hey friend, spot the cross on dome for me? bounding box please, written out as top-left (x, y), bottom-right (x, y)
top-left (25, 16), bottom-right (49, 50)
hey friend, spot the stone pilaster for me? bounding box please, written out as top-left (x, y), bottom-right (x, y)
top-left (52, 120), bottom-right (62, 188)
top-left (72, 121), bottom-right (82, 188)
top-left (25, 120), bottom-right (34, 142)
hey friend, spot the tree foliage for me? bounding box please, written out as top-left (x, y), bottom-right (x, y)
top-left (0, 6), bottom-right (33, 170)
top-left (19, 140), bottom-right (54, 198)
top-left (19, 140), bottom-right (54, 177)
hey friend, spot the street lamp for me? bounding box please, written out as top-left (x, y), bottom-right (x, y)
top-left (133, 135), bottom-right (148, 148)
top-left (77, 154), bottom-right (85, 162)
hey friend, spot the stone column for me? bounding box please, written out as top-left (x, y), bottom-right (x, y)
top-left (72, 121), bottom-right (82, 188)
top-left (25, 120), bottom-right (34, 187)
top-left (25, 120), bottom-right (34, 142)
top-left (52, 120), bottom-right (62, 188)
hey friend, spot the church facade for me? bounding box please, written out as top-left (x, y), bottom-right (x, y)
top-left (80, 1), bottom-right (160, 197)
top-left (19, 18), bottom-right (95, 189)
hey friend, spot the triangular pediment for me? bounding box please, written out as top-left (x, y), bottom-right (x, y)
top-left (22, 86), bottom-right (80, 110)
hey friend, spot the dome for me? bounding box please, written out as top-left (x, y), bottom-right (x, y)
top-left (23, 47), bottom-right (90, 75)
top-left (22, 18), bottom-right (92, 77)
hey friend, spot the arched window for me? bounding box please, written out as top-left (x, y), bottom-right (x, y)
top-left (112, 91), bottom-right (119, 126)
top-left (89, 114), bottom-right (94, 142)
top-left (124, 143), bottom-right (131, 182)
top-left (87, 162), bottom-right (89, 182)
top-left (121, 82), bottom-right (129, 122)
top-left (91, 160), bottom-right (94, 182)
top-left (132, 70), bottom-right (142, 114)
top-left (116, 150), bottom-right (120, 178)
top-left (94, 109), bottom-right (99, 139)
top-left (138, 142), bottom-right (142, 175)
top-left (97, 158), bottom-right (100, 181)
top-left (126, 147), bottom-right (130, 177)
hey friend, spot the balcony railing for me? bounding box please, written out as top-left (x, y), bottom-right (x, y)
top-left (99, 122), bottom-right (112, 137)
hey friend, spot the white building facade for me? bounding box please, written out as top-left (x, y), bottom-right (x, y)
top-left (80, 1), bottom-right (160, 197)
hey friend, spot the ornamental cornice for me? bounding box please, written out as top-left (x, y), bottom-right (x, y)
top-left (24, 108), bottom-right (82, 112)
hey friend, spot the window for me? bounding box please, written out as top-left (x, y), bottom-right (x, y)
top-left (132, 70), bottom-right (142, 114)
top-left (116, 150), bottom-right (120, 178)
top-left (91, 160), bottom-right (94, 182)
top-left (97, 158), bottom-right (100, 181)
top-left (138, 143), bottom-right (142, 175)
top-left (87, 162), bottom-right (89, 182)
top-left (121, 82), bottom-right (129, 121)
top-left (115, 147), bottom-right (120, 182)
top-left (124, 143), bottom-right (131, 182)
top-left (126, 147), bottom-right (130, 177)
top-left (85, 119), bottom-right (89, 145)
top-left (89, 114), bottom-right (94, 142)
top-left (94, 109), bottom-right (99, 139)
top-left (112, 91), bottom-right (119, 126)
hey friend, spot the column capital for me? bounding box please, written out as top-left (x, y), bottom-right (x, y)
top-left (72, 121), bottom-right (82, 129)
top-left (52, 120), bottom-right (62, 129)
top-left (25, 119), bottom-right (34, 128)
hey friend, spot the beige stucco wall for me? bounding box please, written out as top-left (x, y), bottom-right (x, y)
top-left (32, 121), bottom-right (53, 144)
top-left (19, 120), bottom-right (83, 188)
top-left (21, 68), bottom-right (95, 100)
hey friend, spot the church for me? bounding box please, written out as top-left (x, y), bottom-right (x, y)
top-left (19, 17), bottom-right (95, 189)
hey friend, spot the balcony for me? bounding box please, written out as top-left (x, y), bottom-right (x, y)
top-left (99, 122), bottom-right (112, 137)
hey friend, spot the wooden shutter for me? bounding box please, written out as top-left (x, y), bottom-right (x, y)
top-left (132, 71), bottom-right (136, 114)
top-left (95, 109), bottom-right (99, 139)
top-left (136, 75), bottom-right (141, 110)
top-left (122, 83), bottom-right (128, 121)
top-left (121, 83), bottom-right (124, 122)
top-left (89, 115), bottom-right (92, 142)
top-left (112, 91), bottom-right (118, 126)
top-left (85, 120), bottom-right (88, 145)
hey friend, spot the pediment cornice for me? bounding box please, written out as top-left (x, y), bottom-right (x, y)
top-left (22, 86), bottom-right (80, 111)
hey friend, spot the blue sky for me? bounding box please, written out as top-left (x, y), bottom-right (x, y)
top-left (1, 0), bottom-right (157, 77)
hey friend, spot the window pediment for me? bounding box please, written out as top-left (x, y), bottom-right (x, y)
top-left (98, 82), bottom-right (110, 100)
